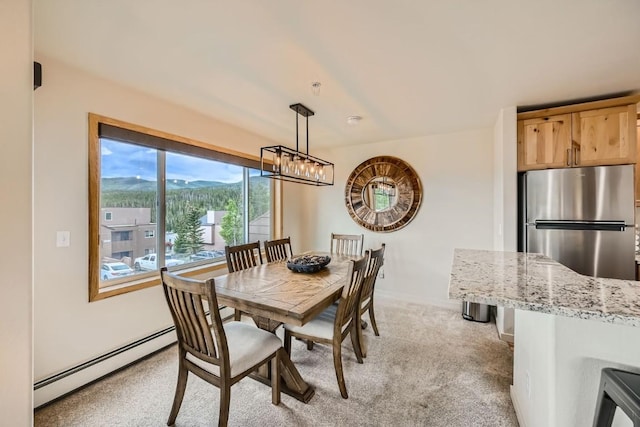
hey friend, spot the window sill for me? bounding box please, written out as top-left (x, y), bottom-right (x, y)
top-left (91, 260), bottom-right (228, 302)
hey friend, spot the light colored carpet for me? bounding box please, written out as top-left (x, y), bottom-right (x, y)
top-left (34, 298), bottom-right (518, 426)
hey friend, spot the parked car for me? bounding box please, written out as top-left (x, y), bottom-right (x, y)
top-left (101, 262), bottom-right (134, 280)
top-left (189, 250), bottom-right (225, 262)
top-left (133, 253), bottom-right (184, 271)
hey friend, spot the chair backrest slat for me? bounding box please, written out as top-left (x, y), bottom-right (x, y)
top-left (225, 241), bottom-right (263, 273)
top-left (175, 290), bottom-right (198, 351)
top-left (361, 244), bottom-right (385, 302)
top-left (330, 233), bottom-right (364, 256)
top-left (334, 254), bottom-right (369, 331)
top-left (161, 268), bottom-right (227, 365)
top-left (186, 291), bottom-right (209, 353)
top-left (167, 288), bottom-right (190, 346)
top-left (264, 237), bottom-right (292, 263)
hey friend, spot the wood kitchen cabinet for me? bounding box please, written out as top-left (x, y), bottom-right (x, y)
top-left (572, 104), bottom-right (637, 167)
top-left (517, 95), bottom-right (640, 172)
top-left (634, 116), bottom-right (640, 205)
top-left (517, 114), bottom-right (571, 171)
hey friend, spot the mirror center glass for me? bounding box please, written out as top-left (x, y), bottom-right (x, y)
top-left (362, 177), bottom-right (398, 212)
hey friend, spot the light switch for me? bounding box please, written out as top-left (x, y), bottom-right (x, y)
top-left (56, 231), bottom-right (70, 247)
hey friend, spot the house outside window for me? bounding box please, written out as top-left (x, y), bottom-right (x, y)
top-left (89, 114), bottom-right (277, 301)
top-left (112, 231), bottom-right (133, 241)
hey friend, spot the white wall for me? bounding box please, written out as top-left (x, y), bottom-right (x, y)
top-left (289, 129), bottom-right (495, 309)
top-left (0, 0), bottom-right (34, 423)
top-left (33, 57), bottom-right (281, 404)
top-left (511, 310), bottom-right (556, 427)
top-left (513, 310), bottom-right (639, 427)
top-left (493, 106), bottom-right (517, 252)
top-left (493, 106), bottom-right (517, 340)
top-left (282, 181), bottom-right (307, 251)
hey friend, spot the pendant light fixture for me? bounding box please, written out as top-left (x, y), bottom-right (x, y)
top-left (260, 103), bottom-right (334, 186)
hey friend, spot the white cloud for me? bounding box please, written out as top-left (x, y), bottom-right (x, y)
top-left (101, 146), bottom-right (113, 155)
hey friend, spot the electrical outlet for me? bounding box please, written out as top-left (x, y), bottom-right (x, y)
top-left (378, 268), bottom-right (384, 279)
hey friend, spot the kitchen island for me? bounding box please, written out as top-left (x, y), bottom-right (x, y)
top-left (449, 248), bottom-right (640, 427)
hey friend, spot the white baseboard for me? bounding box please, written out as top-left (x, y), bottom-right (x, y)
top-left (499, 330), bottom-right (514, 343)
top-left (34, 330), bottom-right (176, 408)
top-left (510, 385), bottom-right (527, 427)
top-left (375, 289), bottom-right (460, 312)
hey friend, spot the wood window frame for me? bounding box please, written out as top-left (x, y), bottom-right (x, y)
top-left (88, 113), bottom-right (281, 302)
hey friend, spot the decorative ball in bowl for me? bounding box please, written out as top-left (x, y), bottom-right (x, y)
top-left (287, 254), bottom-right (331, 273)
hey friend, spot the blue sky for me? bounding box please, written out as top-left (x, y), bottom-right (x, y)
top-left (101, 139), bottom-right (254, 183)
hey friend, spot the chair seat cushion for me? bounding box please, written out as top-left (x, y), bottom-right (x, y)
top-left (284, 305), bottom-right (341, 341)
top-left (186, 321), bottom-right (281, 378)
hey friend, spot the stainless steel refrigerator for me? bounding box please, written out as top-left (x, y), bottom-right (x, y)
top-left (525, 164), bottom-right (635, 280)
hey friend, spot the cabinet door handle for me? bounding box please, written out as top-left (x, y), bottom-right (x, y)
top-left (567, 149), bottom-right (571, 166)
top-left (573, 147), bottom-right (579, 165)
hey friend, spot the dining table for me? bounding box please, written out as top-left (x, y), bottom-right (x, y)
top-left (189, 252), bottom-right (360, 403)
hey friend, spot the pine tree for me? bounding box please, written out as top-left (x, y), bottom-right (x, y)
top-left (173, 203), bottom-right (205, 254)
top-left (220, 199), bottom-right (243, 246)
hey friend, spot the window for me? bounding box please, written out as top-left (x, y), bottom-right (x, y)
top-left (112, 231), bottom-right (133, 241)
top-left (372, 188), bottom-right (393, 211)
top-left (89, 114), bottom-right (277, 301)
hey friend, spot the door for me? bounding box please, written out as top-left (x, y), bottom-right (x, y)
top-left (527, 225), bottom-right (635, 280)
top-left (526, 165), bottom-right (635, 223)
top-left (572, 104), bottom-right (637, 167)
top-left (634, 116), bottom-right (640, 204)
top-left (517, 114), bottom-right (571, 171)
top-left (525, 165), bottom-right (635, 280)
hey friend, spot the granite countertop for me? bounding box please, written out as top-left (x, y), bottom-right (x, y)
top-left (449, 248), bottom-right (640, 327)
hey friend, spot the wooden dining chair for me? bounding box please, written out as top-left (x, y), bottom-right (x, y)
top-left (225, 241), bottom-right (263, 320)
top-left (225, 241), bottom-right (263, 272)
top-left (357, 244), bottom-right (385, 358)
top-left (283, 254), bottom-right (369, 399)
top-left (263, 237), bottom-right (292, 263)
top-left (330, 233), bottom-right (364, 256)
top-left (160, 268), bottom-right (282, 427)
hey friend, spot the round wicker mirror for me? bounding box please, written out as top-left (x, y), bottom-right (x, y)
top-left (345, 156), bottom-right (422, 232)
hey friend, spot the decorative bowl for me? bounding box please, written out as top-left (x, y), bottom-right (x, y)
top-left (286, 254), bottom-right (331, 273)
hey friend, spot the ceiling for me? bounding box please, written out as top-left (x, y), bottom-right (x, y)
top-left (34, 1), bottom-right (640, 149)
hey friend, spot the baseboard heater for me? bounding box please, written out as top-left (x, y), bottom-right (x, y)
top-left (34, 308), bottom-right (232, 407)
top-left (34, 326), bottom-right (176, 391)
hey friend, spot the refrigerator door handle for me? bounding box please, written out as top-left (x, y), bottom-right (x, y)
top-left (532, 220), bottom-right (629, 232)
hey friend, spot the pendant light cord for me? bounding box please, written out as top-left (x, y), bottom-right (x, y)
top-left (295, 110), bottom-right (299, 153)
